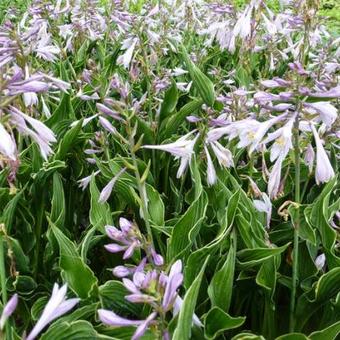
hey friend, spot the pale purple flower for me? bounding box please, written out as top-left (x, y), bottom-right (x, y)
top-left (253, 193), bottom-right (272, 228)
top-left (77, 171), bottom-right (100, 191)
top-left (143, 131), bottom-right (199, 178)
top-left (0, 294), bottom-right (18, 330)
top-left (8, 80), bottom-right (49, 95)
top-left (26, 283), bottom-right (79, 340)
top-left (98, 167), bottom-right (126, 203)
top-left (150, 248), bottom-right (164, 266)
top-left (268, 156), bottom-right (284, 199)
top-left (104, 218), bottom-right (141, 259)
top-left (9, 107), bottom-right (56, 160)
top-left (173, 296), bottom-right (203, 327)
top-left (99, 117), bottom-right (117, 135)
top-left (263, 116), bottom-right (294, 162)
top-left (96, 103), bottom-right (121, 121)
top-left (0, 123), bottom-right (17, 161)
top-left (309, 86), bottom-right (340, 99)
top-left (162, 260), bottom-right (183, 311)
top-left (113, 266), bottom-right (132, 278)
top-left (237, 114), bottom-right (288, 154)
top-left (304, 144), bottom-right (315, 174)
top-left (132, 312), bottom-right (157, 340)
top-left (311, 124), bottom-right (335, 185)
top-left (117, 37), bottom-right (138, 69)
top-left (315, 253), bottom-right (326, 271)
top-left (98, 310), bottom-right (144, 327)
top-left (306, 102), bottom-right (337, 127)
top-left (204, 146), bottom-right (217, 186)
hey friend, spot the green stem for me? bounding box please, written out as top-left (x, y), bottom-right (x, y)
top-left (0, 230), bottom-right (7, 305)
top-left (289, 114), bottom-right (300, 332)
top-left (33, 197), bottom-right (44, 280)
top-left (129, 134), bottom-right (154, 247)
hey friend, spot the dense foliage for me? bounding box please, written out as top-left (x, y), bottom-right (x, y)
top-left (0, 0), bottom-right (339, 339)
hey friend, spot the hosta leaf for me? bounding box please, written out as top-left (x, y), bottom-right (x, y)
top-left (313, 267), bottom-right (340, 302)
top-left (0, 185), bottom-right (27, 231)
top-left (185, 190), bottom-right (239, 287)
top-left (256, 257), bottom-right (278, 296)
top-left (145, 184), bottom-right (164, 226)
top-left (231, 333), bottom-right (266, 340)
top-left (55, 303), bottom-right (98, 325)
top-left (90, 177), bottom-right (113, 233)
top-left (6, 236), bottom-right (30, 273)
top-left (54, 119), bottom-right (83, 160)
top-left (31, 296), bottom-right (48, 321)
top-left (50, 172), bottom-right (66, 229)
top-left (275, 334), bottom-right (309, 340)
top-left (309, 320), bottom-right (340, 340)
top-left (167, 191), bottom-right (208, 260)
top-left (204, 307), bottom-right (245, 339)
top-left (160, 98), bottom-right (203, 139)
top-left (50, 220), bottom-right (98, 299)
top-left (236, 243), bottom-right (290, 270)
top-left (168, 158), bottom-right (207, 260)
top-left (99, 280), bottom-right (142, 317)
top-left (172, 256), bottom-right (209, 340)
top-left (40, 320), bottom-right (113, 340)
top-left (208, 232), bottom-right (236, 312)
top-left (159, 80), bottom-right (178, 123)
top-left (13, 275), bottom-right (37, 295)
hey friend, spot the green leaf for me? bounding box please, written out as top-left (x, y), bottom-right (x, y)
top-left (40, 320), bottom-right (113, 340)
top-left (172, 256), bottom-right (209, 340)
top-left (99, 280), bottom-right (142, 316)
top-left (145, 184), bottom-right (164, 226)
top-left (275, 333), bottom-right (309, 340)
top-left (313, 267), bottom-right (340, 302)
top-left (54, 119), bottom-right (83, 160)
top-left (204, 307), bottom-right (245, 339)
top-left (50, 172), bottom-right (66, 228)
top-left (236, 243), bottom-right (290, 270)
top-left (287, 204), bottom-right (316, 245)
top-left (167, 191), bottom-right (208, 260)
top-left (305, 178), bottom-right (339, 268)
top-left (90, 177), bottom-right (113, 233)
top-left (160, 99), bottom-right (203, 139)
top-left (231, 333), bottom-right (265, 340)
top-left (50, 220), bottom-right (98, 299)
top-left (159, 80), bottom-right (178, 123)
top-left (309, 320), bottom-right (340, 340)
top-left (180, 45), bottom-right (215, 106)
top-left (208, 232), bottom-right (236, 312)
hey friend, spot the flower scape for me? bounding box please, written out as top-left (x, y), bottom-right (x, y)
top-left (0, 0), bottom-right (339, 339)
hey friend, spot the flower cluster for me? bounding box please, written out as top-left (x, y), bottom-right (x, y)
top-left (98, 217), bottom-right (201, 339)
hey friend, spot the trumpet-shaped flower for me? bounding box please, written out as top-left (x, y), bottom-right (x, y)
top-left (204, 146), bottom-right (217, 186)
top-left (253, 193), bottom-right (272, 228)
top-left (0, 123), bottom-right (17, 161)
top-left (26, 283), bottom-right (79, 340)
top-left (98, 168), bottom-right (126, 203)
top-left (311, 125), bottom-right (335, 185)
top-left (143, 131), bottom-right (199, 178)
top-left (0, 294), bottom-right (18, 330)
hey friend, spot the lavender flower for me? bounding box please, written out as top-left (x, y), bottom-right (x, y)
top-left (143, 131), bottom-right (199, 178)
top-left (253, 193), bottom-right (272, 228)
top-left (0, 294), bottom-right (18, 330)
top-left (0, 123), bottom-right (17, 161)
top-left (98, 260), bottom-right (186, 339)
top-left (98, 167), bottom-right (126, 203)
top-left (26, 284), bottom-right (79, 340)
top-left (311, 125), bottom-right (335, 185)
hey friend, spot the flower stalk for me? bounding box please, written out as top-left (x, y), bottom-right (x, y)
top-left (127, 122), bottom-right (154, 247)
top-left (289, 113), bottom-right (301, 332)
